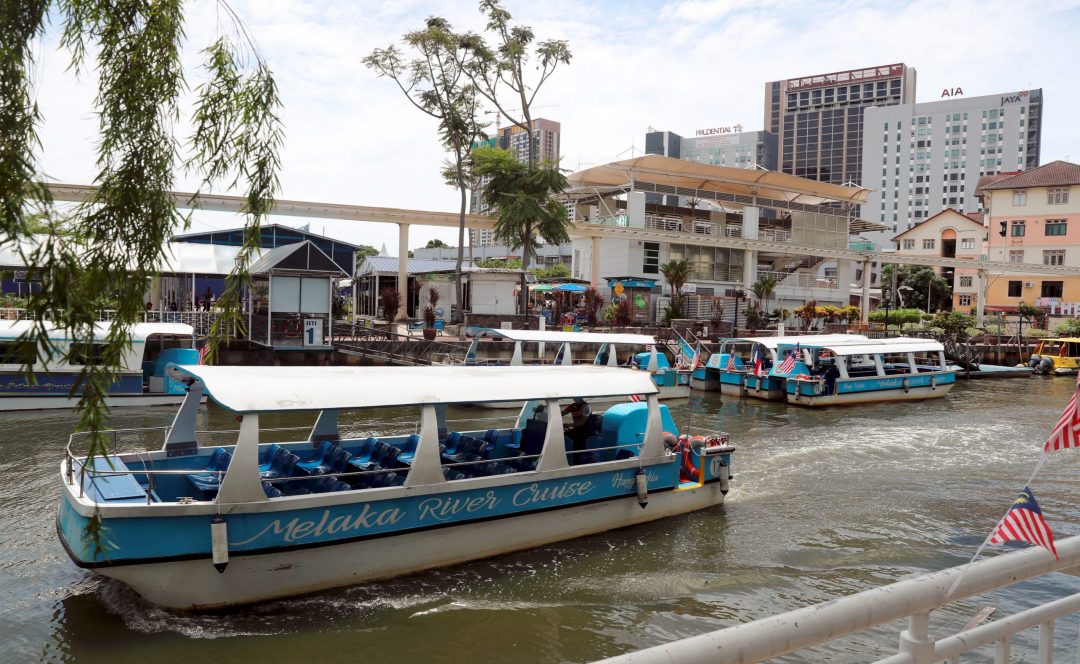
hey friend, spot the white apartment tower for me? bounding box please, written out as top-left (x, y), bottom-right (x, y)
top-left (861, 89), bottom-right (1043, 249)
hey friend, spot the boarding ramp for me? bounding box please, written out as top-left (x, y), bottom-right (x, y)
top-left (941, 333), bottom-right (981, 372)
top-left (332, 322), bottom-right (468, 366)
top-left (598, 535), bottom-right (1080, 664)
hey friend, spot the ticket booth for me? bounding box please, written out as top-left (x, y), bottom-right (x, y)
top-left (606, 277), bottom-right (656, 324)
top-left (247, 241), bottom-right (347, 349)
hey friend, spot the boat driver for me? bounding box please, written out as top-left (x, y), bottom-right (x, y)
top-left (561, 398), bottom-right (593, 457)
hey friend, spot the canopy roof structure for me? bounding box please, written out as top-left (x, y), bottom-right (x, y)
top-left (565, 155), bottom-right (872, 208)
top-left (786, 337), bottom-right (945, 355)
top-left (0, 320), bottom-right (194, 342)
top-left (174, 365), bottom-right (659, 412)
top-left (725, 334), bottom-right (868, 350)
top-left (489, 330), bottom-right (657, 345)
top-left (248, 240), bottom-right (346, 276)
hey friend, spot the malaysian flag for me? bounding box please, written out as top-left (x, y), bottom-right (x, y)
top-left (1045, 373), bottom-right (1080, 452)
top-left (752, 346), bottom-right (763, 377)
top-left (776, 342), bottom-right (800, 375)
top-left (989, 486), bottom-right (1058, 560)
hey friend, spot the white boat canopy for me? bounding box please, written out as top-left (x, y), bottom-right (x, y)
top-left (0, 320), bottom-right (194, 342)
top-left (811, 340), bottom-right (946, 356)
top-left (732, 334), bottom-right (868, 350)
top-left (172, 365), bottom-right (660, 413)
top-left (489, 329), bottom-right (657, 346)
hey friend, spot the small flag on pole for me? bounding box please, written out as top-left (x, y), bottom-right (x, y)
top-left (690, 343), bottom-right (702, 372)
top-left (627, 394), bottom-right (642, 403)
top-left (197, 343), bottom-right (209, 365)
top-left (989, 486), bottom-right (1058, 560)
top-left (1045, 373), bottom-right (1080, 452)
top-left (776, 342), bottom-right (800, 375)
top-left (752, 346), bottom-right (763, 377)
top-left (725, 353), bottom-right (735, 372)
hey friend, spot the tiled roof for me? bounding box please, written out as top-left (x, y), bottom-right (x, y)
top-left (975, 173), bottom-right (1014, 192)
top-left (979, 161), bottom-right (1080, 191)
top-left (891, 208), bottom-right (984, 241)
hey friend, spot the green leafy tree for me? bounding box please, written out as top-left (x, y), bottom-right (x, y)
top-left (2, 2), bottom-right (282, 551)
top-left (931, 311), bottom-right (976, 340)
top-left (365, 17), bottom-right (486, 322)
top-left (1054, 319), bottom-right (1080, 337)
top-left (532, 263), bottom-right (570, 279)
top-left (882, 264), bottom-right (951, 312)
top-left (750, 273), bottom-right (778, 315)
top-left (424, 238), bottom-right (452, 249)
top-left (660, 259), bottom-right (690, 323)
top-left (471, 145), bottom-right (571, 313)
top-left (356, 245), bottom-right (379, 259)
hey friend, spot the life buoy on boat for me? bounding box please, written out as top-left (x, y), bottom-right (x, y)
top-left (678, 435), bottom-right (704, 482)
top-left (901, 377), bottom-right (910, 394)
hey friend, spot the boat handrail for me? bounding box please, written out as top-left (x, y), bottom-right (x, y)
top-left (596, 535), bottom-right (1080, 664)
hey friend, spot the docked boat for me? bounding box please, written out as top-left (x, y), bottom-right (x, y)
top-left (0, 320), bottom-right (199, 411)
top-left (779, 337), bottom-right (956, 406)
top-left (694, 334), bottom-right (868, 400)
top-left (1029, 337), bottom-right (1080, 375)
top-left (57, 364), bottom-right (734, 610)
top-left (465, 330), bottom-right (691, 407)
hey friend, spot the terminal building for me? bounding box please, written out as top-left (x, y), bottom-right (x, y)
top-left (861, 89), bottom-right (1043, 248)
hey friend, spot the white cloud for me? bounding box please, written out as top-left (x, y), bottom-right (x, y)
top-left (29, 0), bottom-right (1080, 255)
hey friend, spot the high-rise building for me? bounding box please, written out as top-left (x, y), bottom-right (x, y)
top-left (764, 63), bottom-right (916, 185)
top-left (470, 119), bottom-right (561, 247)
top-left (644, 129), bottom-right (682, 206)
top-left (861, 89), bottom-right (1043, 248)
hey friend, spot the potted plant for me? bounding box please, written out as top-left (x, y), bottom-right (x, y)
top-left (379, 287), bottom-right (401, 332)
top-left (421, 287), bottom-right (440, 340)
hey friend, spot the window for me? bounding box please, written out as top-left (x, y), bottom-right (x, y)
top-left (1046, 220), bottom-right (1067, 236)
top-left (0, 340), bottom-right (34, 366)
top-left (959, 276), bottom-right (973, 287)
top-left (923, 239), bottom-right (935, 249)
top-left (1008, 281), bottom-right (1022, 297)
top-left (1011, 220), bottom-right (1025, 237)
top-left (1012, 190), bottom-right (1027, 206)
top-left (1008, 250), bottom-right (1025, 263)
top-left (642, 242), bottom-right (659, 274)
top-left (1048, 188), bottom-right (1069, 205)
top-left (961, 238), bottom-right (975, 249)
top-left (1044, 250), bottom-right (1065, 266)
top-left (902, 239), bottom-right (915, 249)
top-left (958, 294), bottom-right (972, 306)
top-left (69, 343), bottom-right (107, 366)
top-left (1042, 281), bottom-right (1064, 298)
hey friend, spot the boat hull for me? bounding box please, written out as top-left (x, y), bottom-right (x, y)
top-left (718, 374), bottom-right (786, 401)
top-left (786, 381), bottom-right (954, 407)
top-left (84, 481), bottom-right (727, 610)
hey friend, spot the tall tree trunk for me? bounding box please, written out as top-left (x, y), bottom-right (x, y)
top-left (455, 180), bottom-right (467, 324)
top-left (519, 220), bottom-right (532, 315)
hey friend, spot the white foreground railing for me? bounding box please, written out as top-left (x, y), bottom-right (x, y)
top-left (597, 535), bottom-right (1080, 664)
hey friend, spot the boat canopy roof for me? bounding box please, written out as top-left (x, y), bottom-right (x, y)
top-left (0, 320), bottom-right (194, 342)
top-left (489, 329), bottom-right (656, 345)
top-left (1039, 337), bottom-right (1080, 344)
top-left (172, 365), bottom-right (660, 413)
top-left (807, 338), bottom-right (945, 356)
top-left (730, 334), bottom-right (867, 350)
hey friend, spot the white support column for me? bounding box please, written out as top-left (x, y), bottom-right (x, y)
top-left (591, 236), bottom-right (601, 287)
top-left (861, 260), bottom-right (871, 324)
top-left (742, 205), bottom-right (760, 291)
top-left (217, 414), bottom-right (267, 504)
top-left (404, 405), bottom-right (447, 487)
top-left (537, 398), bottom-right (569, 472)
top-left (397, 223), bottom-right (409, 321)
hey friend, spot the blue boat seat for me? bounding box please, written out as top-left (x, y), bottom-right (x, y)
top-left (397, 433), bottom-right (422, 464)
top-left (186, 448), bottom-right (233, 494)
top-left (443, 468), bottom-right (467, 481)
top-left (258, 444), bottom-right (286, 474)
top-left (442, 431), bottom-right (463, 456)
top-left (261, 447), bottom-right (301, 481)
top-left (297, 440), bottom-right (352, 475)
top-left (262, 481), bottom-right (282, 498)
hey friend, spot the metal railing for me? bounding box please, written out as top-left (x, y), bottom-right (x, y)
top-left (331, 322), bottom-right (469, 365)
top-left (756, 270), bottom-right (839, 290)
top-left (0, 308), bottom-right (222, 335)
top-left (599, 535), bottom-right (1080, 664)
top-left (724, 226), bottom-right (791, 243)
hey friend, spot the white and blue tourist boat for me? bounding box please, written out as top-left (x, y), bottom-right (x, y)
top-left (779, 337), bottom-right (956, 406)
top-left (57, 364), bottom-right (734, 610)
top-left (466, 329), bottom-right (691, 406)
top-left (0, 320), bottom-right (198, 411)
top-left (694, 334), bottom-right (867, 400)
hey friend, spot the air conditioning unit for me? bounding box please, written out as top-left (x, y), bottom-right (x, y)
top-left (1024, 282), bottom-right (1035, 288)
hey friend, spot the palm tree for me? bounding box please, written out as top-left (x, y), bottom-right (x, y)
top-left (660, 259), bottom-right (691, 321)
top-left (750, 273), bottom-right (779, 319)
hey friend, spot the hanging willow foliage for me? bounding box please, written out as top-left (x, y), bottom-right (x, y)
top-left (0, 1), bottom-right (282, 553)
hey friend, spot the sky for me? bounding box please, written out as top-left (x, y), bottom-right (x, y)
top-left (30, 0), bottom-right (1080, 256)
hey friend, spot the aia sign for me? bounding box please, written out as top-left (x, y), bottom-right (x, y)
top-left (941, 87), bottom-right (963, 98)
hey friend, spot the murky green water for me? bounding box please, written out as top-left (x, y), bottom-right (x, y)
top-left (3, 377), bottom-right (1079, 663)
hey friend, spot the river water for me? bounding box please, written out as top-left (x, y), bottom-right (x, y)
top-left (3, 377), bottom-right (1080, 663)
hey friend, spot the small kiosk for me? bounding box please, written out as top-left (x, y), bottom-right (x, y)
top-left (247, 241), bottom-right (347, 350)
top-left (606, 277), bottom-right (656, 324)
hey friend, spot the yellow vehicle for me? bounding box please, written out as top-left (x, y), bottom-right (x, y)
top-left (1029, 337), bottom-right (1080, 375)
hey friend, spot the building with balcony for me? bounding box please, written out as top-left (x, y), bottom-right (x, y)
top-left (764, 63), bottom-right (916, 186)
top-left (977, 160), bottom-right (1080, 315)
top-left (862, 89), bottom-right (1043, 246)
top-left (562, 155), bottom-right (878, 319)
top-left (891, 209), bottom-right (988, 313)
